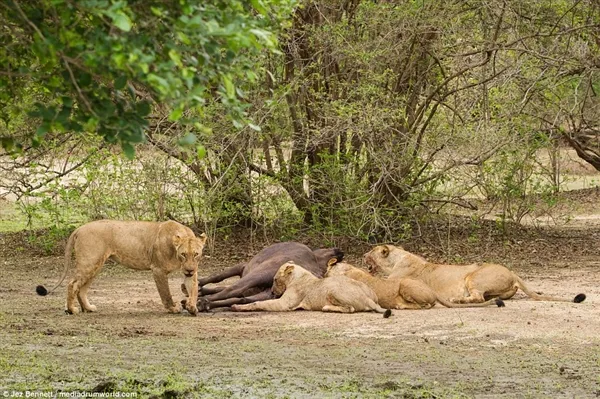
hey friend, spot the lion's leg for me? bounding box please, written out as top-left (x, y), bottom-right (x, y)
top-left (398, 281), bottom-right (437, 309)
top-left (76, 261), bottom-right (105, 313)
top-left (462, 265), bottom-right (517, 301)
top-left (451, 277), bottom-right (486, 304)
top-left (322, 305), bottom-right (355, 313)
top-left (321, 293), bottom-right (355, 313)
top-left (77, 282), bottom-right (96, 312)
top-left (66, 240), bottom-right (109, 315)
top-left (67, 258), bottom-right (105, 314)
top-left (232, 297), bottom-right (292, 312)
top-left (183, 271), bottom-right (198, 315)
top-left (66, 278), bottom-right (80, 314)
top-left (198, 263), bottom-right (245, 287)
top-left (152, 269), bottom-right (180, 314)
top-left (498, 287), bottom-right (518, 300)
top-left (394, 301), bottom-right (432, 310)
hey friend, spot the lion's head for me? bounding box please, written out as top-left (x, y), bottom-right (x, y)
top-left (364, 245), bottom-right (426, 276)
top-left (173, 233), bottom-right (207, 276)
top-left (325, 262), bottom-right (355, 278)
top-left (272, 262), bottom-right (298, 297)
top-left (272, 261), bottom-right (316, 297)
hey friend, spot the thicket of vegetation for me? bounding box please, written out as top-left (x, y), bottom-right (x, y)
top-left (1, 0), bottom-right (599, 242)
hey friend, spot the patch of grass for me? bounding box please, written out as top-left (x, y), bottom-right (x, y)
top-left (0, 200), bottom-right (29, 232)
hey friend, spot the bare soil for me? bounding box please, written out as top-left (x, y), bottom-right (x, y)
top-left (1, 217), bottom-right (600, 399)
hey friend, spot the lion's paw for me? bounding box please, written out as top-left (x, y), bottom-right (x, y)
top-left (83, 305), bottom-right (97, 312)
top-left (185, 301), bottom-right (198, 316)
top-left (167, 302), bottom-right (183, 314)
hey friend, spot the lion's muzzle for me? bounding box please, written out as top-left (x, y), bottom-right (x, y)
top-left (363, 254), bottom-right (377, 273)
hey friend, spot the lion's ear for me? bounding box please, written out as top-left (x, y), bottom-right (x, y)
top-left (172, 234), bottom-right (184, 249)
top-left (326, 260), bottom-right (338, 275)
top-left (284, 264), bottom-right (295, 275)
top-left (198, 232), bottom-right (207, 245)
top-left (381, 246), bottom-right (389, 258)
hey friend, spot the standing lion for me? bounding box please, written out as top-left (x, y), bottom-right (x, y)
top-left (36, 220), bottom-right (207, 315)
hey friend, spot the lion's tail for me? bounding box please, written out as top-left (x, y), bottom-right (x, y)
top-left (36, 228), bottom-right (78, 296)
top-left (514, 275), bottom-right (586, 303)
top-left (436, 296), bottom-right (505, 308)
top-left (362, 297), bottom-right (392, 318)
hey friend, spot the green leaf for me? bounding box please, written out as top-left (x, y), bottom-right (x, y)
top-left (0, 137), bottom-right (15, 151)
top-left (36, 124), bottom-right (50, 137)
top-left (76, 71), bottom-right (92, 87)
top-left (196, 145), bottom-right (207, 159)
top-left (115, 75), bottom-right (127, 90)
top-left (169, 106), bottom-right (184, 121)
top-left (250, 29), bottom-right (275, 47)
top-left (232, 119), bottom-right (244, 129)
top-left (176, 32), bottom-right (191, 45)
top-left (136, 101), bottom-right (151, 116)
top-left (168, 49), bottom-right (183, 68)
top-left (246, 70), bottom-right (258, 82)
top-left (150, 6), bottom-right (163, 16)
top-left (147, 73), bottom-right (170, 95)
top-left (222, 75), bottom-right (235, 99)
top-left (178, 133), bottom-right (196, 146)
top-left (248, 122), bottom-right (261, 132)
top-left (112, 12), bottom-right (132, 32)
top-left (250, 0), bottom-right (268, 15)
top-left (61, 96), bottom-right (73, 108)
top-left (56, 107), bottom-right (71, 124)
top-left (122, 142), bottom-right (135, 159)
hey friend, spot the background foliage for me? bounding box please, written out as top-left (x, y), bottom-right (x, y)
top-left (1, 0), bottom-right (599, 242)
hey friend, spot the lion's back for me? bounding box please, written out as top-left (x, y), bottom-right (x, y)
top-left (72, 220), bottom-right (167, 269)
top-left (305, 276), bottom-right (378, 309)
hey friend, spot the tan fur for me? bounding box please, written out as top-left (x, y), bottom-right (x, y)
top-left (364, 245), bottom-right (583, 304)
top-left (326, 262), bottom-right (500, 309)
top-left (232, 262), bottom-right (391, 316)
top-left (46, 220), bottom-right (207, 315)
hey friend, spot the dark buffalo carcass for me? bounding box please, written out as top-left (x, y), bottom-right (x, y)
top-left (194, 242), bottom-right (343, 311)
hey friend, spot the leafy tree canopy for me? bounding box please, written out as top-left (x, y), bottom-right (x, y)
top-left (0, 0), bottom-right (294, 157)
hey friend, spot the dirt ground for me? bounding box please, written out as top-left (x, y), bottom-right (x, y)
top-left (1, 215), bottom-right (600, 399)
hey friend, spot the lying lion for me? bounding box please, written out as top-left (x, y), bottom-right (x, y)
top-left (364, 245), bottom-right (586, 304)
top-left (326, 262), bottom-right (504, 309)
top-left (36, 220), bottom-right (207, 315)
top-left (232, 262), bottom-right (392, 318)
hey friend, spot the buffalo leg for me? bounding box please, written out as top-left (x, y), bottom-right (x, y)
top-left (181, 284), bottom-right (227, 297)
top-left (202, 273), bottom-right (272, 302)
top-left (198, 263), bottom-right (245, 287)
top-left (200, 285), bottom-right (227, 295)
top-left (197, 273), bottom-right (273, 311)
top-left (203, 290), bottom-right (273, 310)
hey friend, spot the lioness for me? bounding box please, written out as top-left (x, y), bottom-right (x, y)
top-left (326, 262), bottom-right (504, 309)
top-left (232, 262), bottom-right (392, 318)
top-left (36, 220), bottom-right (207, 315)
top-left (364, 245), bottom-right (586, 304)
